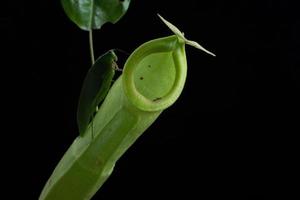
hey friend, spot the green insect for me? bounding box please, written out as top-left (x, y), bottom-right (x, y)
top-left (39, 15), bottom-right (215, 200)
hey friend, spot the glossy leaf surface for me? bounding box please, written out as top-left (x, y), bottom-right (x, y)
top-left (61, 0), bottom-right (131, 30)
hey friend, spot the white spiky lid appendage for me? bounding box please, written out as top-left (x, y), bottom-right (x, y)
top-left (158, 14), bottom-right (216, 57)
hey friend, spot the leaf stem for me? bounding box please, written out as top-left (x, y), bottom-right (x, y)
top-left (89, 29), bottom-right (96, 140)
top-left (89, 30), bottom-right (95, 65)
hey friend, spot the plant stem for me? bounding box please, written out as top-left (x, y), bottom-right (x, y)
top-left (89, 30), bottom-right (95, 65)
top-left (90, 31), bottom-right (97, 112)
top-left (89, 29), bottom-right (96, 139)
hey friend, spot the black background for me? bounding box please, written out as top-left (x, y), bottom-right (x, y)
top-left (1, 0), bottom-right (299, 199)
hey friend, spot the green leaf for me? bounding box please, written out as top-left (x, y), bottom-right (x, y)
top-left (61, 0), bottom-right (131, 30)
top-left (77, 50), bottom-right (117, 136)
